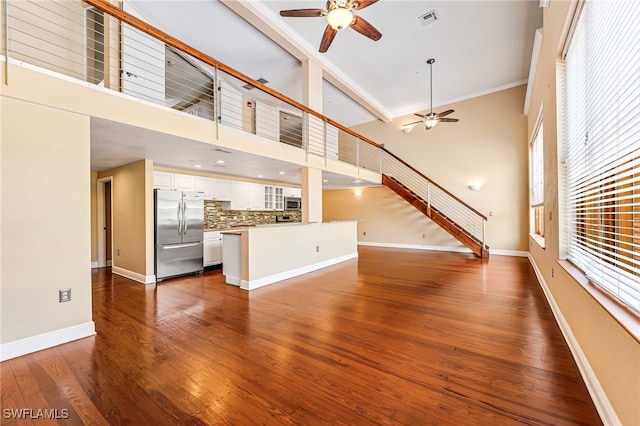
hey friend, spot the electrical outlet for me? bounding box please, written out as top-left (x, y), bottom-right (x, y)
top-left (489, 211), bottom-right (493, 217)
top-left (316, 246), bottom-right (319, 252)
top-left (59, 288), bottom-right (71, 303)
top-left (117, 249), bottom-right (120, 256)
top-left (422, 234), bottom-right (427, 239)
top-left (363, 231), bottom-right (367, 236)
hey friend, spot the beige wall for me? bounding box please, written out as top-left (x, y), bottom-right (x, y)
top-left (527, 1), bottom-right (640, 424)
top-left (98, 160), bottom-right (154, 279)
top-left (345, 86), bottom-right (528, 252)
top-left (90, 172), bottom-right (98, 264)
top-left (324, 186), bottom-right (460, 248)
top-left (1, 96), bottom-right (92, 344)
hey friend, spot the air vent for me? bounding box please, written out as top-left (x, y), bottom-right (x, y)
top-left (243, 77), bottom-right (269, 90)
top-left (418, 10), bottom-right (438, 27)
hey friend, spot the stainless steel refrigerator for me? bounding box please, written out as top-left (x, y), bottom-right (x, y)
top-left (154, 189), bottom-right (204, 281)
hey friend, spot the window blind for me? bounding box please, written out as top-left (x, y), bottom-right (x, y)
top-left (531, 122), bottom-right (544, 207)
top-left (564, 0), bottom-right (640, 313)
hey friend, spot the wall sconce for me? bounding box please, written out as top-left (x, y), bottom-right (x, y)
top-left (354, 190), bottom-right (362, 197)
top-left (468, 183), bottom-right (483, 191)
top-left (402, 124), bottom-right (416, 134)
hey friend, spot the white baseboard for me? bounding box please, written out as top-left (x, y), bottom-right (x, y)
top-left (358, 241), bottom-right (472, 253)
top-left (240, 252), bottom-right (358, 291)
top-left (490, 249), bottom-right (528, 257)
top-left (0, 322), bottom-right (96, 361)
top-left (112, 265), bottom-right (156, 284)
top-left (527, 255), bottom-right (619, 425)
top-left (358, 241), bottom-right (527, 257)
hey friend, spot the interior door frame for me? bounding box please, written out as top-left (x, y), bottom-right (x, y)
top-left (97, 176), bottom-right (113, 268)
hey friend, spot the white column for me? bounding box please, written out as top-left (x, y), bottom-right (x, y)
top-left (302, 59), bottom-right (323, 111)
top-left (301, 59), bottom-right (324, 223)
top-left (302, 167), bottom-right (323, 223)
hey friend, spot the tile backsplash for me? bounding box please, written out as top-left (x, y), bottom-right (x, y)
top-left (204, 200), bottom-right (302, 230)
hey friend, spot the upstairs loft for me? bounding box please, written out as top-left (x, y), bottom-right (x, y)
top-left (2, 0), bottom-right (488, 254)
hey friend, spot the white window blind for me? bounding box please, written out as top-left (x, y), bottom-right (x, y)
top-left (531, 123), bottom-right (544, 207)
top-left (564, 0), bottom-right (640, 313)
top-left (531, 122), bottom-right (545, 237)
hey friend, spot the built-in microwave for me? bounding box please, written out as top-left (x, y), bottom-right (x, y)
top-left (284, 197), bottom-right (302, 211)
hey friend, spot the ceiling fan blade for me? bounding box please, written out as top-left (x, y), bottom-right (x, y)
top-left (437, 109), bottom-right (455, 117)
top-left (319, 25), bottom-right (338, 53)
top-left (350, 16), bottom-right (382, 41)
top-left (353, 0), bottom-right (379, 10)
top-left (439, 118), bottom-right (459, 123)
top-left (280, 9), bottom-right (326, 17)
top-left (414, 113), bottom-right (426, 118)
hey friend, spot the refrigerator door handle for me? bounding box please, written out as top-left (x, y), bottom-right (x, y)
top-left (162, 242), bottom-right (200, 249)
top-left (183, 199), bottom-right (188, 236)
top-left (177, 197), bottom-right (183, 236)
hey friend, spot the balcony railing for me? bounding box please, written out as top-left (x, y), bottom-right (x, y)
top-left (3, 0), bottom-right (488, 254)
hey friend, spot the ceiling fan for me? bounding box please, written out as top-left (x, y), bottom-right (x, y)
top-left (280, 0), bottom-right (382, 53)
top-left (403, 58), bottom-right (459, 133)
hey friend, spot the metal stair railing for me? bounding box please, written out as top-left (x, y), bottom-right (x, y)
top-left (4, 0), bottom-right (488, 255)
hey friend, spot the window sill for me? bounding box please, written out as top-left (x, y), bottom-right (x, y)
top-left (557, 259), bottom-right (640, 343)
top-left (530, 233), bottom-right (545, 249)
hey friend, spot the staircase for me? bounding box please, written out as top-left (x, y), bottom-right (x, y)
top-left (382, 174), bottom-right (489, 259)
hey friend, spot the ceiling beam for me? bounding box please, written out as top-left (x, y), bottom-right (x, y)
top-left (221, 0), bottom-right (393, 123)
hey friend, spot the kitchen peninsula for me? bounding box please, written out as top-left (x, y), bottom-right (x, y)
top-left (222, 221), bottom-right (357, 290)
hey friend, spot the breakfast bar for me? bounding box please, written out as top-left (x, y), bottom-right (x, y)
top-left (222, 220), bottom-right (358, 290)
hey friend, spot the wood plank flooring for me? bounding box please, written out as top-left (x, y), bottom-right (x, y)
top-left (1, 247), bottom-right (602, 425)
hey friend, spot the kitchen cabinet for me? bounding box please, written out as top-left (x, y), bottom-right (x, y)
top-left (154, 171), bottom-right (174, 190)
top-left (174, 174), bottom-right (196, 191)
top-left (154, 172), bottom-right (196, 192)
top-left (196, 176), bottom-right (215, 199)
top-left (215, 179), bottom-right (232, 201)
top-left (231, 182), bottom-right (266, 210)
top-left (283, 187), bottom-right (302, 198)
top-left (196, 177), bottom-right (232, 201)
top-left (204, 231), bottom-right (222, 266)
top-left (249, 184), bottom-right (265, 210)
top-left (265, 186), bottom-right (284, 210)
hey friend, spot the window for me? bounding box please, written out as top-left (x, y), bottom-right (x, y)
top-left (563, 0), bottom-right (640, 313)
top-left (530, 121), bottom-right (544, 239)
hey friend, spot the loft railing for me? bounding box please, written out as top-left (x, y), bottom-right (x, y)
top-left (3, 0), bottom-right (487, 254)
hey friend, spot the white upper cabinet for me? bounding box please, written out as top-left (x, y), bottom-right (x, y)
top-left (153, 171), bottom-right (174, 191)
top-left (283, 187), bottom-right (302, 198)
top-left (196, 176), bottom-right (215, 199)
top-left (214, 179), bottom-right (232, 201)
top-left (173, 174), bottom-right (196, 192)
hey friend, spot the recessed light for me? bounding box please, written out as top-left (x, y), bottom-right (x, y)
top-left (279, 171), bottom-right (285, 175)
top-left (258, 175), bottom-right (264, 178)
top-left (216, 160), bottom-right (225, 164)
top-left (194, 164), bottom-right (202, 168)
top-left (354, 179), bottom-right (362, 183)
top-left (323, 179), bottom-right (329, 183)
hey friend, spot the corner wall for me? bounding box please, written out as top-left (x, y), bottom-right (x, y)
top-left (344, 86), bottom-right (529, 252)
top-left (98, 159), bottom-right (154, 283)
top-left (0, 96), bottom-right (94, 353)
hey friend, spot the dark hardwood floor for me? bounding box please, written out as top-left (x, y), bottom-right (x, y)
top-left (1, 247), bottom-right (602, 425)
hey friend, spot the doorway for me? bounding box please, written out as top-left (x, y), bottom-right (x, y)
top-left (97, 177), bottom-right (113, 268)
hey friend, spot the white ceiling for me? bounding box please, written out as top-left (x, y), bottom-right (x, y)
top-left (91, 0), bottom-right (542, 187)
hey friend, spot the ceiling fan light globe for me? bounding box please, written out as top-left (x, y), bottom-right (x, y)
top-left (425, 117), bottom-right (439, 128)
top-left (327, 8), bottom-right (354, 30)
